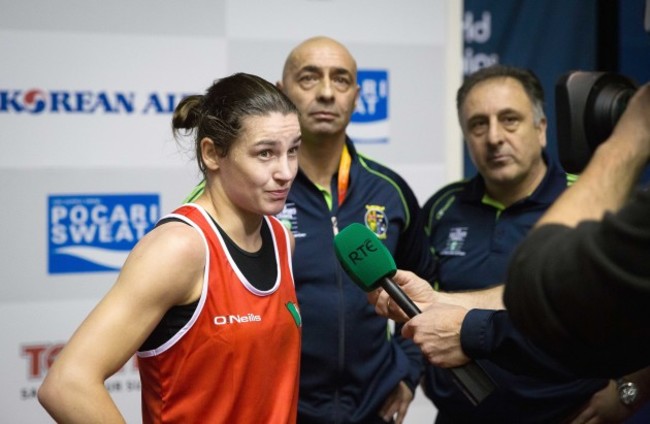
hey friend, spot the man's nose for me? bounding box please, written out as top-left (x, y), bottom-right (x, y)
top-left (317, 78), bottom-right (334, 101)
top-left (487, 118), bottom-right (504, 145)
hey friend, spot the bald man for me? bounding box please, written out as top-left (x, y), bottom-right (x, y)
top-left (274, 36), bottom-right (437, 424)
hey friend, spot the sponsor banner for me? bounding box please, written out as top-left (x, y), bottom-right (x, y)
top-left (0, 168), bottom-right (197, 303)
top-left (0, 300), bottom-right (141, 423)
top-left (0, 2), bottom-right (457, 422)
top-left (349, 69), bottom-right (390, 144)
top-left (48, 194), bottom-right (160, 274)
top-left (0, 30), bottom-right (226, 169)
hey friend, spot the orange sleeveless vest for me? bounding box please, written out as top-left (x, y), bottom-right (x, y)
top-left (138, 204), bottom-right (301, 423)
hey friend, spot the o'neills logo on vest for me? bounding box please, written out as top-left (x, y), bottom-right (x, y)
top-left (213, 313), bottom-right (262, 326)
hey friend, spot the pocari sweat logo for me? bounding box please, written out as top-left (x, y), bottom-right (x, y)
top-left (48, 194), bottom-right (160, 274)
top-left (349, 69), bottom-right (389, 144)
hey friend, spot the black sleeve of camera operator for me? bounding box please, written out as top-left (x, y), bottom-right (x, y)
top-left (503, 187), bottom-right (650, 378)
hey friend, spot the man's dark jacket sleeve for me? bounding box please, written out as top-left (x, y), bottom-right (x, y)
top-left (503, 188), bottom-right (650, 377)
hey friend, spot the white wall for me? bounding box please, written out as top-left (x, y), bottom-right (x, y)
top-left (0, 1), bottom-right (462, 421)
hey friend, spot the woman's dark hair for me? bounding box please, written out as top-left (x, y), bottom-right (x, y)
top-left (172, 72), bottom-right (298, 175)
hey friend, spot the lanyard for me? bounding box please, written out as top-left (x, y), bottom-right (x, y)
top-left (337, 144), bottom-right (351, 207)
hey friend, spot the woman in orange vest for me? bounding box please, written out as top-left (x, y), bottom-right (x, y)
top-left (38, 73), bottom-right (303, 423)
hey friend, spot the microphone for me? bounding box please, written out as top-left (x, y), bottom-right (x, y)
top-left (333, 223), bottom-right (496, 406)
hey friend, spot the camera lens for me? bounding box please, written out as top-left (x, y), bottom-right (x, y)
top-left (585, 75), bottom-right (637, 151)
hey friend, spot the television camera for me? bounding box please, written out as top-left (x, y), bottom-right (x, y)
top-left (555, 71), bottom-right (639, 174)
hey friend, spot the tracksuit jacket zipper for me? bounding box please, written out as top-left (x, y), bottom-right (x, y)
top-left (331, 214), bottom-right (346, 424)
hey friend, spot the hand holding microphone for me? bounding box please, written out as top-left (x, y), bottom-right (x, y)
top-left (367, 270), bottom-right (436, 322)
top-left (334, 223), bottom-right (497, 406)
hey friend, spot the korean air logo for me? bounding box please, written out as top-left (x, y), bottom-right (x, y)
top-left (48, 194), bottom-right (160, 274)
top-left (349, 69), bottom-right (389, 144)
top-left (0, 88), bottom-right (192, 114)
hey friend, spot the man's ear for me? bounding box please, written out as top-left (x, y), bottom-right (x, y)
top-left (537, 118), bottom-right (548, 149)
top-left (200, 137), bottom-right (220, 171)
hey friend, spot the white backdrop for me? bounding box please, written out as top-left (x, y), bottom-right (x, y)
top-left (0, 1), bottom-right (462, 422)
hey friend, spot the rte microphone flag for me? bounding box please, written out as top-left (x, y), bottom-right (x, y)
top-left (333, 223), bottom-right (497, 406)
top-left (334, 223), bottom-right (420, 317)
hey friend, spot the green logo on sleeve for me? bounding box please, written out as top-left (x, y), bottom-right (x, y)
top-left (286, 302), bottom-right (302, 328)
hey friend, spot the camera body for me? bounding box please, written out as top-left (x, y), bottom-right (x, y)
top-left (555, 71), bottom-right (638, 174)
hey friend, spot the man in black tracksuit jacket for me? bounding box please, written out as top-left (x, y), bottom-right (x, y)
top-left (277, 138), bottom-right (436, 423)
top-left (276, 36), bottom-right (436, 423)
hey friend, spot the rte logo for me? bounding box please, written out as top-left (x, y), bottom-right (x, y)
top-left (347, 238), bottom-right (378, 265)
